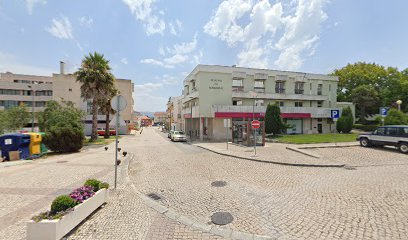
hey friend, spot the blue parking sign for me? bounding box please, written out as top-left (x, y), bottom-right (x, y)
top-left (380, 107), bottom-right (388, 117)
top-left (331, 109), bottom-right (340, 120)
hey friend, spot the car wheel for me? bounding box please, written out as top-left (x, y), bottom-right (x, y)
top-left (399, 142), bottom-right (408, 153)
top-left (360, 138), bottom-right (371, 147)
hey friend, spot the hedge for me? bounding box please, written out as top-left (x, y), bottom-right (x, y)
top-left (353, 124), bottom-right (378, 132)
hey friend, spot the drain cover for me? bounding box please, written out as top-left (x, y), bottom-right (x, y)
top-left (147, 193), bottom-right (162, 200)
top-left (211, 181), bottom-right (227, 187)
top-left (211, 212), bottom-right (233, 225)
top-left (56, 161), bottom-right (68, 163)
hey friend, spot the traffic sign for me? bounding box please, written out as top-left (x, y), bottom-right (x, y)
top-left (111, 95), bottom-right (127, 112)
top-left (251, 120), bottom-right (260, 129)
top-left (380, 107), bottom-right (388, 117)
top-left (331, 109), bottom-right (340, 121)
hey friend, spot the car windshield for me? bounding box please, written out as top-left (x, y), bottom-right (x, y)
top-left (174, 131), bottom-right (184, 135)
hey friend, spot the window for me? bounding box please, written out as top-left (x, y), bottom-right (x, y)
top-left (35, 90), bottom-right (53, 96)
top-left (399, 127), bottom-right (408, 137)
top-left (275, 81), bottom-right (285, 93)
top-left (255, 99), bottom-right (264, 106)
top-left (276, 101), bottom-right (284, 107)
top-left (184, 85), bottom-right (189, 95)
top-left (295, 102), bottom-right (303, 107)
top-left (254, 80), bottom-right (265, 93)
top-left (232, 79), bottom-right (244, 92)
top-left (0, 89), bottom-right (20, 95)
top-left (376, 127), bottom-right (385, 135)
top-left (310, 101), bottom-right (313, 107)
top-left (295, 82), bottom-right (304, 94)
top-left (317, 101), bottom-right (323, 107)
top-left (0, 100), bottom-right (19, 109)
top-left (35, 101), bottom-right (46, 107)
top-left (329, 84), bottom-right (331, 91)
top-left (317, 118), bottom-right (322, 122)
top-left (232, 100), bottom-right (242, 106)
top-left (386, 127), bottom-right (398, 136)
top-left (192, 81), bottom-right (196, 91)
top-left (317, 84), bottom-right (323, 95)
top-left (310, 83), bottom-right (312, 90)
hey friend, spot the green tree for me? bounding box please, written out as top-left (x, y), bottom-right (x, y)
top-left (350, 85), bottom-right (379, 122)
top-left (336, 106), bottom-right (354, 133)
top-left (41, 101), bottom-right (85, 153)
top-left (265, 104), bottom-right (286, 135)
top-left (75, 52), bottom-right (115, 142)
top-left (97, 87), bottom-right (117, 139)
top-left (2, 105), bottom-right (30, 131)
top-left (384, 109), bottom-right (407, 125)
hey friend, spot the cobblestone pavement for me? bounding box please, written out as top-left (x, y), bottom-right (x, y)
top-left (126, 128), bottom-right (408, 240)
top-left (0, 142), bottom-right (121, 240)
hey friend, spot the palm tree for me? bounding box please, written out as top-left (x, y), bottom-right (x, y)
top-left (98, 87), bottom-right (118, 139)
top-left (76, 52), bottom-right (115, 142)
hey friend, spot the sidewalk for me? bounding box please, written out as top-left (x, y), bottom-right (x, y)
top-left (194, 142), bottom-right (348, 167)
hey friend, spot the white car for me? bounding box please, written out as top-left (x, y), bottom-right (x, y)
top-left (357, 125), bottom-right (408, 153)
top-left (171, 131), bottom-right (187, 142)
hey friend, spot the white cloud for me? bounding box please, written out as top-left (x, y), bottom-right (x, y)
top-left (140, 58), bottom-right (174, 68)
top-left (134, 82), bottom-right (163, 92)
top-left (161, 74), bottom-right (180, 85)
top-left (79, 16), bottom-right (93, 28)
top-left (205, 0), bottom-right (329, 70)
top-left (134, 92), bottom-right (167, 112)
top-left (122, 0), bottom-right (166, 35)
top-left (0, 51), bottom-right (54, 75)
top-left (169, 19), bottom-right (183, 35)
top-left (121, 58), bottom-right (129, 65)
top-left (46, 16), bottom-right (73, 39)
top-left (141, 34), bottom-right (199, 68)
top-left (26, 0), bottom-right (46, 15)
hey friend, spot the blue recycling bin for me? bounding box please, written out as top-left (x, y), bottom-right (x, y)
top-left (0, 134), bottom-right (31, 160)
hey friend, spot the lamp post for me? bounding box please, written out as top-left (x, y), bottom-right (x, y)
top-left (249, 91), bottom-right (257, 155)
top-left (188, 97), bottom-right (194, 143)
top-left (396, 100), bottom-right (402, 111)
top-left (28, 85), bottom-right (35, 132)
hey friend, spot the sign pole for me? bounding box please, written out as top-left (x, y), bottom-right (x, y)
top-left (114, 100), bottom-right (119, 189)
top-left (226, 125), bottom-right (229, 150)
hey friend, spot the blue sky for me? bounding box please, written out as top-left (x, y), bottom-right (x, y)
top-left (0, 0), bottom-right (407, 112)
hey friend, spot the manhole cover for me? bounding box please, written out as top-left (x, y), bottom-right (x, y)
top-left (56, 161), bottom-right (68, 163)
top-left (147, 193), bottom-right (162, 200)
top-left (211, 180), bottom-right (227, 187)
top-left (211, 212), bottom-right (233, 225)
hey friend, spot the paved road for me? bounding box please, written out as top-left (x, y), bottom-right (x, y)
top-left (126, 128), bottom-right (408, 239)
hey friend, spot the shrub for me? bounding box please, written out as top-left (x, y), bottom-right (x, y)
top-left (337, 107), bottom-right (354, 133)
top-left (353, 124), bottom-right (378, 132)
top-left (384, 109), bottom-right (408, 125)
top-left (43, 127), bottom-right (84, 153)
top-left (99, 182), bottom-right (109, 189)
top-left (69, 186), bottom-right (95, 203)
top-left (84, 179), bottom-right (102, 192)
top-left (265, 104), bottom-right (288, 135)
top-left (50, 195), bottom-right (78, 214)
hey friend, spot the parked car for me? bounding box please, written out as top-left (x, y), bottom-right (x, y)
top-left (171, 131), bottom-right (187, 142)
top-left (168, 130), bottom-right (174, 139)
top-left (97, 128), bottom-right (116, 136)
top-left (356, 125), bottom-right (408, 153)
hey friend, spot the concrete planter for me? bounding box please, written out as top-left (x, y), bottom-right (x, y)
top-left (27, 188), bottom-right (109, 240)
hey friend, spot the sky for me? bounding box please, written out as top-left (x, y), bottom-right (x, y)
top-left (0, 0), bottom-right (407, 112)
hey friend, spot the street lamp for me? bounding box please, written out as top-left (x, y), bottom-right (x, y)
top-left (27, 85), bottom-right (35, 132)
top-left (396, 100), bottom-right (402, 111)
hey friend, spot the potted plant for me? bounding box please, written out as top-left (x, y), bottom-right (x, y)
top-left (27, 179), bottom-right (109, 240)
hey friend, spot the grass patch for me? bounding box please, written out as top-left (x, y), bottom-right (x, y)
top-left (83, 136), bottom-right (119, 146)
top-left (271, 133), bottom-right (358, 144)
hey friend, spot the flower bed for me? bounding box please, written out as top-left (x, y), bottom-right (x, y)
top-left (27, 179), bottom-right (109, 240)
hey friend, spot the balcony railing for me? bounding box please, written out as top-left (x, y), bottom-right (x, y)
top-left (254, 88), bottom-right (265, 93)
top-left (295, 89), bottom-right (304, 94)
top-left (232, 86), bottom-right (244, 92)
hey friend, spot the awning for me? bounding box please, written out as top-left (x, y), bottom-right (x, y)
top-left (280, 113), bottom-right (311, 118)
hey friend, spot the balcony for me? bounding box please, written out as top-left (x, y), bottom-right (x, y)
top-left (254, 73), bottom-right (268, 80)
top-left (232, 91), bottom-right (328, 101)
top-left (276, 75), bottom-right (288, 81)
top-left (232, 71), bottom-right (246, 79)
top-left (212, 105), bottom-right (332, 118)
top-left (232, 86), bottom-right (244, 92)
top-left (181, 106), bottom-right (199, 118)
top-left (295, 89), bottom-right (304, 94)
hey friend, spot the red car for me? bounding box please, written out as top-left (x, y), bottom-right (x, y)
top-left (97, 128), bottom-right (116, 136)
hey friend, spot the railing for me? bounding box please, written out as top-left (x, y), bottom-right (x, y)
top-left (232, 71), bottom-right (246, 79)
top-left (295, 89), bottom-right (304, 94)
top-left (232, 86), bottom-right (244, 92)
top-left (254, 73), bottom-right (268, 80)
top-left (254, 88), bottom-right (265, 93)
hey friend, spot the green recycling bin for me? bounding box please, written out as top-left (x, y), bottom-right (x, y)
top-left (38, 132), bottom-right (48, 154)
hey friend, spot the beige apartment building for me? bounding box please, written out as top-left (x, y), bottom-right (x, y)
top-left (166, 96), bottom-right (184, 131)
top-left (180, 64), bottom-right (348, 143)
top-left (0, 62), bottom-right (134, 135)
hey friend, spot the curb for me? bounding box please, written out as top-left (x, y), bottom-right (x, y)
top-left (195, 145), bottom-right (345, 168)
top-left (285, 146), bottom-right (320, 159)
top-left (125, 152), bottom-right (277, 240)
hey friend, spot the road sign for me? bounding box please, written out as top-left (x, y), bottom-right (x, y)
top-left (111, 95), bottom-right (127, 111)
top-left (331, 109), bottom-right (340, 121)
top-left (251, 120), bottom-right (260, 129)
top-left (380, 107), bottom-right (388, 117)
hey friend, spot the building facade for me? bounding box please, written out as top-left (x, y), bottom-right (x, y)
top-left (180, 64), bottom-right (341, 142)
top-left (153, 112), bottom-right (167, 124)
top-left (166, 96), bottom-right (183, 131)
top-left (0, 62), bottom-right (134, 135)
